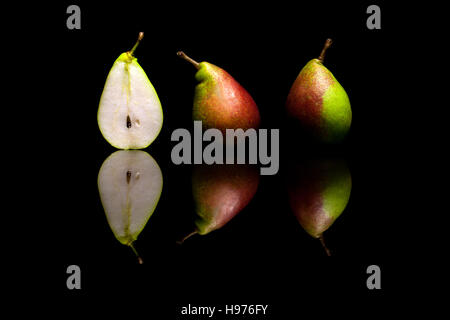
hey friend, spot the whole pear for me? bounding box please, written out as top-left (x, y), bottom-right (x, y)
top-left (177, 51), bottom-right (260, 132)
top-left (287, 157), bottom-right (351, 255)
top-left (286, 39), bottom-right (352, 143)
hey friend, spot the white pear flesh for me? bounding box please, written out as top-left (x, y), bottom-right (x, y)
top-left (98, 52), bottom-right (163, 149)
top-left (98, 150), bottom-right (163, 245)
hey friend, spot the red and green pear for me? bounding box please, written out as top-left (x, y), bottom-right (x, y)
top-left (180, 164), bottom-right (259, 242)
top-left (286, 39), bottom-right (352, 143)
top-left (287, 157), bottom-right (351, 255)
top-left (177, 51), bottom-right (260, 132)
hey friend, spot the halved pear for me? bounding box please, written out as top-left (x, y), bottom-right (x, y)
top-left (98, 150), bottom-right (163, 263)
top-left (98, 32), bottom-right (163, 149)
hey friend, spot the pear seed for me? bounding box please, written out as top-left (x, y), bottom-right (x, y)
top-left (126, 115), bottom-right (132, 128)
top-left (126, 171), bottom-right (131, 184)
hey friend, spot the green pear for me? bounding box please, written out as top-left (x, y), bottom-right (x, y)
top-left (179, 164), bottom-right (259, 242)
top-left (177, 51), bottom-right (260, 132)
top-left (98, 32), bottom-right (163, 149)
top-left (286, 39), bottom-right (352, 143)
top-left (98, 150), bottom-right (163, 263)
top-left (287, 157), bottom-right (351, 255)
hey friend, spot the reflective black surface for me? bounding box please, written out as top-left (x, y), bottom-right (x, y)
top-left (25, 0), bottom-right (415, 313)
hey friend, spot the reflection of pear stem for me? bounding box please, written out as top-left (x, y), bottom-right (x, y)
top-left (318, 234), bottom-right (331, 256)
top-left (129, 32), bottom-right (144, 57)
top-left (177, 51), bottom-right (200, 69)
top-left (176, 230), bottom-right (198, 245)
top-left (318, 38), bottom-right (333, 63)
top-left (129, 242), bottom-right (144, 264)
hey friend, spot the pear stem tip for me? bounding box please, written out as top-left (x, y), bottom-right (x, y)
top-left (129, 32), bottom-right (144, 57)
top-left (318, 234), bottom-right (331, 256)
top-left (177, 51), bottom-right (200, 69)
top-left (318, 38), bottom-right (333, 63)
top-left (129, 242), bottom-right (144, 264)
top-left (177, 230), bottom-right (198, 245)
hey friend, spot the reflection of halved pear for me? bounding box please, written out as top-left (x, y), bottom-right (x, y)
top-left (98, 150), bottom-right (163, 263)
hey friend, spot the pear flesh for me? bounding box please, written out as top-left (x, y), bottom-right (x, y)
top-left (98, 51), bottom-right (163, 149)
top-left (98, 150), bottom-right (163, 246)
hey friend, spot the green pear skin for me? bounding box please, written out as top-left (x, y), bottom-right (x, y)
top-left (287, 158), bottom-right (351, 239)
top-left (286, 39), bottom-right (352, 143)
top-left (177, 51), bottom-right (260, 133)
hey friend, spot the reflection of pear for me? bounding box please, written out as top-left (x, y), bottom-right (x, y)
top-left (181, 164), bottom-right (259, 242)
top-left (287, 157), bottom-right (351, 255)
top-left (98, 150), bottom-right (163, 263)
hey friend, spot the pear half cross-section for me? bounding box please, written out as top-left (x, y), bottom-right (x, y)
top-left (98, 50), bottom-right (163, 149)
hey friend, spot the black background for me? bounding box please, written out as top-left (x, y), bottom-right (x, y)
top-left (14, 0), bottom-right (425, 314)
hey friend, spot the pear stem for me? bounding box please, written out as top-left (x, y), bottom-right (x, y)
top-left (176, 230), bottom-right (198, 245)
top-left (129, 32), bottom-right (144, 57)
top-left (318, 234), bottom-right (331, 256)
top-left (318, 38), bottom-right (333, 63)
top-left (129, 242), bottom-right (144, 264)
top-left (177, 51), bottom-right (200, 69)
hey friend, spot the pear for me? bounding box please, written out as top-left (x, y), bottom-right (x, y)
top-left (180, 164), bottom-right (259, 242)
top-left (98, 32), bottom-right (163, 149)
top-left (177, 51), bottom-right (260, 132)
top-left (98, 150), bottom-right (163, 263)
top-left (287, 157), bottom-right (351, 255)
top-left (286, 39), bottom-right (352, 143)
